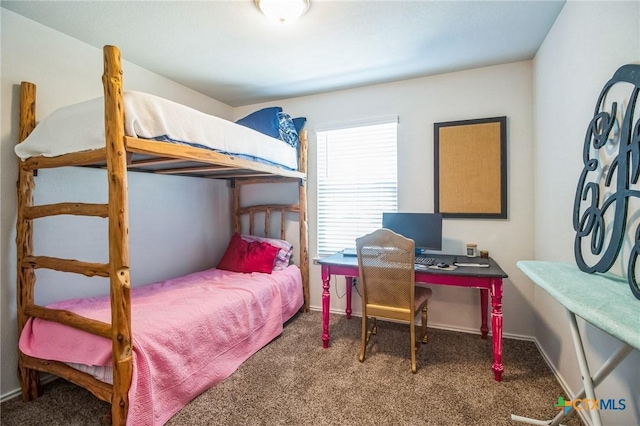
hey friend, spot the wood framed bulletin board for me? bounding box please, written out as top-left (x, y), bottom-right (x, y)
top-left (434, 116), bottom-right (507, 219)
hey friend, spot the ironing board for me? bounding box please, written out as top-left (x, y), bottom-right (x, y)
top-left (512, 261), bottom-right (639, 426)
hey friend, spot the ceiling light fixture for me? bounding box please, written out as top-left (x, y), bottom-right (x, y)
top-left (256, 0), bottom-right (310, 25)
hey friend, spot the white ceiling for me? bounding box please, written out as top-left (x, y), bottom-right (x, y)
top-left (1, 0), bottom-right (565, 107)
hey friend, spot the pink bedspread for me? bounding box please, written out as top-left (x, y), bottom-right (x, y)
top-left (19, 266), bottom-right (303, 425)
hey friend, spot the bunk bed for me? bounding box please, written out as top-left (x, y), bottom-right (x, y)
top-left (15, 45), bottom-right (309, 426)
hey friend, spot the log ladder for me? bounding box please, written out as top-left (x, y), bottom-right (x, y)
top-left (16, 45), bottom-right (132, 426)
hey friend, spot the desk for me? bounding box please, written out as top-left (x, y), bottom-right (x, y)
top-left (317, 252), bottom-right (509, 381)
top-left (512, 261), bottom-right (639, 426)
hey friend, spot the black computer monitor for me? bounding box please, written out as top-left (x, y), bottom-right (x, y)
top-left (382, 212), bottom-right (443, 251)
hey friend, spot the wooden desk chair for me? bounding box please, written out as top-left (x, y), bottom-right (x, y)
top-left (355, 228), bottom-right (433, 373)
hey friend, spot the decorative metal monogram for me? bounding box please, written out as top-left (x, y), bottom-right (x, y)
top-left (573, 64), bottom-right (640, 300)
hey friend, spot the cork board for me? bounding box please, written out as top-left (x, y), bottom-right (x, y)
top-left (434, 117), bottom-right (507, 218)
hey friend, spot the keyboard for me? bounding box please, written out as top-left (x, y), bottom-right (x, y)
top-left (415, 255), bottom-right (436, 266)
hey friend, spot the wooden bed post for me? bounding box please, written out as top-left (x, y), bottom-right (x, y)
top-left (298, 130), bottom-right (309, 311)
top-left (16, 81), bottom-right (42, 401)
top-left (231, 179), bottom-right (240, 234)
top-left (103, 45), bottom-right (133, 426)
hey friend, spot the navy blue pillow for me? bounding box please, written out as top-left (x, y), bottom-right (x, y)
top-left (236, 107), bottom-right (282, 139)
top-left (292, 117), bottom-right (307, 134)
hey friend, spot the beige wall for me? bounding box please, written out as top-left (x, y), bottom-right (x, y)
top-left (236, 61), bottom-right (537, 337)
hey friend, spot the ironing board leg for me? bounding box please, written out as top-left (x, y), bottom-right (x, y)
top-left (565, 309), bottom-right (602, 426)
top-left (511, 312), bottom-right (633, 425)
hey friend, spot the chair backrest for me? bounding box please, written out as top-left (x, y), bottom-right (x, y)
top-left (356, 228), bottom-right (416, 322)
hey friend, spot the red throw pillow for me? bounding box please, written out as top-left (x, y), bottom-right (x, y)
top-left (217, 233), bottom-right (280, 274)
top-left (217, 233), bottom-right (248, 273)
top-left (243, 240), bottom-right (280, 274)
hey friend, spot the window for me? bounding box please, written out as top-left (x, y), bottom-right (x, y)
top-left (316, 117), bottom-right (398, 256)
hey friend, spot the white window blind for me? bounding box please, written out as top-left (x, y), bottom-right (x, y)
top-left (316, 119), bottom-right (398, 256)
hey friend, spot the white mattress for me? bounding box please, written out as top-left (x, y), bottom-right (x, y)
top-left (15, 91), bottom-right (298, 170)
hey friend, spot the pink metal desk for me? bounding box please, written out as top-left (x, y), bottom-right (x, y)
top-left (318, 252), bottom-right (509, 382)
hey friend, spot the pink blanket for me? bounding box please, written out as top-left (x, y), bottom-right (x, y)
top-left (19, 266), bottom-right (303, 425)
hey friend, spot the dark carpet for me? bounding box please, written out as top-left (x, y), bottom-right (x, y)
top-left (1, 311), bottom-right (583, 425)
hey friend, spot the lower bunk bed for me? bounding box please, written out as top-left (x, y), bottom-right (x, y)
top-left (20, 264), bottom-right (303, 426)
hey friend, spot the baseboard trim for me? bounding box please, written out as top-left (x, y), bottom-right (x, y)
top-left (1, 387), bottom-right (23, 403)
top-left (426, 321), bottom-right (536, 342)
top-left (310, 306), bottom-right (536, 342)
top-left (1, 373), bottom-right (57, 403)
